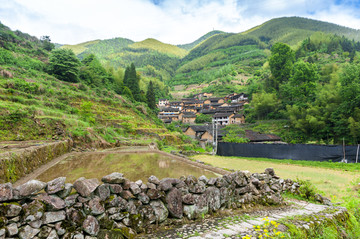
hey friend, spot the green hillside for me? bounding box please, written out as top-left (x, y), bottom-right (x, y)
top-left (177, 30), bottom-right (224, 51)
top-left (168, 16), bottom-right (360, 94)
top-left (130, 38), bottom-right (188, 58)
top-left (245, 16), bottom-right (360, 45)
top-left (0, 22), bottom-right (174, 146)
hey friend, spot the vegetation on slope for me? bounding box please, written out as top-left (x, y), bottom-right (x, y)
top-left (0, 22), bottom-right (175, 146)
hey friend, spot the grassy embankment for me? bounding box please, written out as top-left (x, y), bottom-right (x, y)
top-left (192, 154), bottom-right (360, 238)
top-left (192, 154), bottom-right (360, 201)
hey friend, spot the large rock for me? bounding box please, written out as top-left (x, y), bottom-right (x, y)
top-left (0, 183), bottom-right (13, 202)
top-left (109, 184), bottom-right (123, 194)
top-left (150, 200), bottom-right (168, 223)
top-left (148, 175), bottom-right (160, 185)
top-left (16, 180), bottom-right (46, 197)
top-left (1, 202), bottom-right (22, 217)
top-left (96, 184), bottom-right (110, 201)
top-left (57, 183), bottom-right (73, 198)
top-left (37, 194), bottom-right (66, 210)
top-left (18, 225), bottom-right (40, 239)
top-left (165, 188), bottom-right (183, 218)
top-left (83, 215), bottom-right (100, 236)
top-left (159, 178), bottom-right (176, 191)
top-left (101, 172), bottom-right (125, 184)
top-left (47, 230), bottom-right (59, 239)
top-left (46, 177), bottom-right (66, 194)
top-left (43, 210), bottom-right (66, 224)
top-left (23, 200), bottom-right (45, 223)
top-left (87, 197), bottom-right (105, 215)
top-left (73, 178), bottom-right (100, 197)
top-left (182, 193), bottom-right (196, 205)
top-left (6, 223), bottom-right (18, 237)
top-left (146, 188), bottom-right (162, 200)
top-left (129, 182), bottom-right (141, 195)
top-left (205, 187), bottom-right (221, 212)
top-left (189, 181), bottom-right (206, 194)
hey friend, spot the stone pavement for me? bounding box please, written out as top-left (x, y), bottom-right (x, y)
top-left (140, 200), bottom-right (338, 239)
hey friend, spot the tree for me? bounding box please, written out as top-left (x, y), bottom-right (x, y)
top-left (123, 63), bottom-right (141, 101)
top-left (40, 36), bottom-right (55, 51)
top-left (250, 92), bottom-right (281, 120)
top-left (48, 49), bottom-right (80, 82)
top-left (146, 81), bottom-right (156, 109)
top-left (268, 42), bottom-right (295, 91)
top-left (222, 125), bottom-right (250, 143)
top-left (280, 61), bottom-right (319, 106)
top-left (195, 114), bottom-right (212, 124)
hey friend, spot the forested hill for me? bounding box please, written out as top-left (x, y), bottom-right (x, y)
top-left (60, 16), bottom-right (360, 87)
top-left (245, 16), bottom-right (360, 45)
top-left (0, 21), bottom-right (172, 145)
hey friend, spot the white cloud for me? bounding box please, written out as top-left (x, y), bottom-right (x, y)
top-left (0, 0), bottom-right (359, 45)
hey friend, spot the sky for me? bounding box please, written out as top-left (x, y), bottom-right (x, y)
top-left (1, 0), bottom-right (360, 45)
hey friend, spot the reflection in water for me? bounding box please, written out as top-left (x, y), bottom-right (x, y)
top-left (36, 153), bottom-right (217, 183)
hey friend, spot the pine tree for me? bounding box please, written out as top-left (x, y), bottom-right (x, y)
top-left (123, 63), bottom-right (141, 101)
top-left (146, 81), bottom-right (156, 109)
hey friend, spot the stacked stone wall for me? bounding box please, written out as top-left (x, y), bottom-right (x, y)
top-left (0, 168), bottom-right (299, 238)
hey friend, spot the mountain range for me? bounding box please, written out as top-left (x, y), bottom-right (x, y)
top-left (61, 16), bottom-right (360, 94)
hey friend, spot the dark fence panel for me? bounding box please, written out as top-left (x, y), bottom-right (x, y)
top-left (217, 142), bottom-right (360, 163)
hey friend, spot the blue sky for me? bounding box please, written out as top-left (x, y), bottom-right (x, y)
top-left (1, 0), bottom-right (360, 45)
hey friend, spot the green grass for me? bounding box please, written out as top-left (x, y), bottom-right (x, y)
top-left (192, 155), bottom-right (360, 201)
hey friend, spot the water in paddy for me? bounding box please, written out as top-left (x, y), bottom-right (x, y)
top-left (35, 152), bottom-right (218, 183)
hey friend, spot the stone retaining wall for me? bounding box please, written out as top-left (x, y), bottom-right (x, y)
top-left (0, 140), bottom-right (73, 184)
top-left (0, 168), bottom-right (299, 239)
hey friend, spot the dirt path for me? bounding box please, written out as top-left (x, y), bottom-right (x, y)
top-left (139, 200), bottom-right (345, 239)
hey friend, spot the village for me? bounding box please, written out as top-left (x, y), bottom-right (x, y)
top-left (157, 92), bottom-right (281, 145)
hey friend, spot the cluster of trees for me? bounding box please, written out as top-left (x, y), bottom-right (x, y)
top-left (250, 39), bottom-right (360, 144)
top-left (47, 49), bottom-right (157, 110)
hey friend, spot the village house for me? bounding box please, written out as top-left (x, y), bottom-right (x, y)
top-left (158, 92), bottom-right (247, 125)
top-left (231, 113), bottom-right (246, 124)
top-left (158, 99), bottom-right (169, 108)
top-left (182, 113), bottom-right (197, 124)
top-left (204, 97), bottom-right (225, 105)
top-left (212, 112), bottom-right (235, 125)
top-left (158, 107), bottom-right (180, 123)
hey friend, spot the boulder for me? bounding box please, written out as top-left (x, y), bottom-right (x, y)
top-left (129, 182), bottom-right (141, 195)
top-left (18, 225), bottom-right (40, 239)
top-left (2, 202), bottom-right (22, 217)
top-left (47, 230), bottom-right (59, 239)
top-left (16, 180), bottom-right (46, 197)
top-left (46, 177), bottom-right (66, 194)
top-left (73, 178), bottom-right (100, 197)
top-left (189, 181), bottom-right (206, 194)
top-left (146, 188), bottom-right (162, 200)
top-left (205, 186), bottom-right (221, 212)
top-left (87, 197), bottom-right (105, 215)
top-left (150, 200), bottom-right (168, 223)
top-left (0, 183), bottom-right (13, 202)
top-left (95, 184), bottom-right (110, 201)
top-left (109, 184), bottom-right (123, 194)
top-left (182, 193), bottom-right (196, 205)
top-left (37, 194), bottom-right (66, 210)
top-left (148, 175), bottom-right (160, 185)
top-left (6, 223), bottom-right (18, 237)
top-left (43, 210), bottom-right (66, 224)
top-left (165, 188), bottom-right (183, 219)
top-left (57, 183), bottom-right (73, 198)
top-left (83, 215), bottom-right (100, 236)
top-left (101, 172), bottom-right (125, 184)
top-left (159, 178), bottom-right (175, 191)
